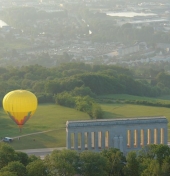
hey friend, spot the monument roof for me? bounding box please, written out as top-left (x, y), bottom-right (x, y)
top-left (66, 116), bottom-right (168, 128)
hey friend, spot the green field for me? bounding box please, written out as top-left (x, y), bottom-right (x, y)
top-left (1, 97), bottom-right (170, 150)
top-left (0, 104), bottom-right (90, 149)
top-left (98, 94), bottom-right (170, 103)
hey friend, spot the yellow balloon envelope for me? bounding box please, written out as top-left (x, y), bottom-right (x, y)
top-left (3, 90), bottom-right (37, 130)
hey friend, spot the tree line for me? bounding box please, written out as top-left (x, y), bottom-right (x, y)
top-left (0, 63), bottom-right (170, 119)
top-left (0, 63), bottom-right (168, 97)
top-left (0, 143), bottom-right (170, 176)
top-left (0, 63), bottom-right (169, 103)
top-left (0, 63), bottom-right (170, 118)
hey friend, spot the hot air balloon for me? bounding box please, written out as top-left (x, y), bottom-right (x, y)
top-left (3, 90), bottom-right (37, 132)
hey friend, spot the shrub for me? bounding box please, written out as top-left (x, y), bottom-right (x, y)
top-left (71, 86), bottom-right (96, 98)
top-left (55, 92), bottom-right (76, 108)
top-left (92, 104), bottom-right (103, 119)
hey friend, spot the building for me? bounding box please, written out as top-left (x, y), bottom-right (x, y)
top-left (66, 116), bottom-right (168, 154)
top-left (117, 44), bottom-right (139, 56)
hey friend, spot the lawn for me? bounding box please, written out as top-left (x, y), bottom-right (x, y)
top-left (1, 98), bottom-right (170, 150)
top-left (0, 104), bottom-right (90, 149)
top-left (98, 94), bottom-right (170, 104)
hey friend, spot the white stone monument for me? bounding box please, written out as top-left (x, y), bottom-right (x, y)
top-left (66, 116), bottom-right (168, 154)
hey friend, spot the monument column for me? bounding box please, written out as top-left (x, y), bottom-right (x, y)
top-left (66, 130), bottom-right (71, 149)
top-left (157, 128), bottom-right (161, 144)
top-left (164, 127), bottom-right (168, 145)
top-left (74, 133), bottom-right (78, 150)
top-left (101, 131), bottom-right (105, 149)
top-left (130, 130), bottom-right (134, 149)
top-left (154, 129), bottom-right (157, 144)
top-left (150, 129), bottom-right (154, 144)
top-left (95, 132), bottom-right (98, 150)
top-left (81, 132), bottom-right (85, 150)
top-left (160, 128), bottom-right (164, 144)
top-left (119, 135), bottom-right (123, 152)
top-left (109, 132), bottom-right (112, 148)
top-left (88, 132), bottom-right (92, 150)
top-left (114, 136), bottom-right (119, 149)
top-left (137, 129), bottom-right (141, 149)
top-left (144, 129), bottom-right (148, 146)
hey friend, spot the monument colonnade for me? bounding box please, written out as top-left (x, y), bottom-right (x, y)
top-left (66, 117), bottom-right (168, 154)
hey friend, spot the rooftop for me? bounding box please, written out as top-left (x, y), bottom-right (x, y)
top-left (66, 116), bottom-right (168, 127)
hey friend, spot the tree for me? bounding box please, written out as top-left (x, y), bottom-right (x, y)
top-left (45, 80), bottom-right (61, 94)
top-left (123, 151), bottom-right (140, 176)
top-left (91, 103), bottom-right (103, 119)
top-left (0, 161), bottom-right (26, 176)
top-left (138, 144), bottom-right (170, 167)
top-left (0, 171), bottom-right (17, 176)
top-left (45, 149), bottom-right (80, 176)
top-left (71, 86), bottom-right (96, 98)
top-left (56, 92), bottom-right (76, 107)
top-left (28, 155), bottom-right (40, 163)
top-left (26, 159), bottom-right (47, 176)
top-left (101, 148), bottom-right (126, 176)
top-left (154, 144), bottom-right (170, 167)
top-left (141, 160), bottom-right (161, 176)
top-left (0, 143), bottom-right (17, 169)
top-left (80, 151), bottom-right (108, 176)
top-left (32, 82), bottom-right (45, 93)
top-left (15, 151), bottom-right (29, 166)
top-left (75, 96), bottom-right (94, 117)
top-left (60, 77), bottom-right (83, 92)
top-left (161, 156), bottom-right (170, 176)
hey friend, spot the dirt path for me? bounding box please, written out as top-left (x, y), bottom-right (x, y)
top-left (12, 128), bottom-right (65, 139)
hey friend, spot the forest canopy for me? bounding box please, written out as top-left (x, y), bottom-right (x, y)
top-left (0, 143), bottom-right (170, 176)
top-left (0, 62), bottom-right (168, 104)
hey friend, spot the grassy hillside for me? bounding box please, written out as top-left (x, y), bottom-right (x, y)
top-left (0, 104), bottom-right (90, 149)
top-left (102, 103), bottom-right (169, 124)
top-left (1, 95), bottom-right (170, 150)
top-left (98, 94), bottom-right (170, 103)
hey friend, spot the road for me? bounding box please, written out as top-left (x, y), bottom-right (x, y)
top-left (17, 147), bottom-right (66, 159)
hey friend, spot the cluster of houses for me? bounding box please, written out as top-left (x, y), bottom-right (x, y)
top-left (0, 0), bottom-right (170, 67)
